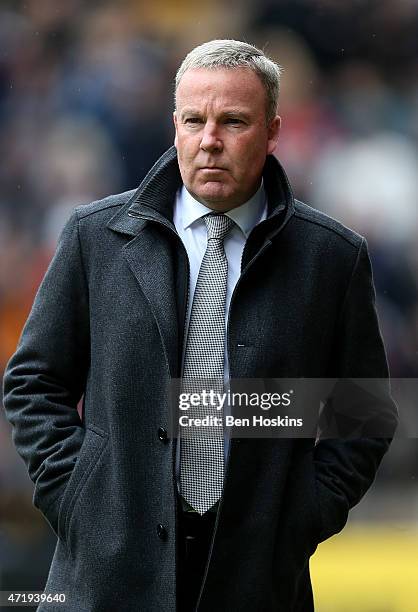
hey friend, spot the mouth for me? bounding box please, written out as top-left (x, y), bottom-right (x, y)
top-left (199, 166), bottom-right (227, 171)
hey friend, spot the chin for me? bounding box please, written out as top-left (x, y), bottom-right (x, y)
top-left (197, 184), bottom-right (231, 203)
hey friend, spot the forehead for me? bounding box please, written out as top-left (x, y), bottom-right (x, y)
top-left (176, 67), bottom-right (266, 111)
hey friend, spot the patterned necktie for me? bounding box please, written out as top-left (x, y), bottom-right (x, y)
top-left (180, 213), bottom-right (234, 514)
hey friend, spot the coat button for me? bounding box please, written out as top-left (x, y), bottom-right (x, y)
top-left (158, 427), bottom-right (168, 443)
top-left (157, 524), bottom-right (167, 540)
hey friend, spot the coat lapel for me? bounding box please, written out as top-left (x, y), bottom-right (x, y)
top-left (123, 226), bottom-right (180, 378)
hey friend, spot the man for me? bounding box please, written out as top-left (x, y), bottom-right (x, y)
top-left (2, 40), bottom-right (397, 611)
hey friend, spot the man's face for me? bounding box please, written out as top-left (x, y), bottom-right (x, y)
top-left (174, 67), bottom-right (281, 211)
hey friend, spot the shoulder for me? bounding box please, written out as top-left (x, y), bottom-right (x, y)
top-left (293, 199), bottom-right (364, 251)
top-left (74, 189), bottom-right (137, 224)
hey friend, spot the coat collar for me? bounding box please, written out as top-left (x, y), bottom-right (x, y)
top-left (107, 145), bottom-right (295, 237)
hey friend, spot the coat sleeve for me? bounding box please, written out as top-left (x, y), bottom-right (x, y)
top-left (314, 237), bottom-right (398, 543)
top-left (2, 209), bottom-right (89, 534)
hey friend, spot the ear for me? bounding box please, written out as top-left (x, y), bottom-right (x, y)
top-left (266, 115), bottom-right (281, 155)
top-left (173, 111), bottom-right (178, 148)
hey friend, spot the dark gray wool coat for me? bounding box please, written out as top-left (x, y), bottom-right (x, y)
top-left (3, 146), bottom-right (397, 611)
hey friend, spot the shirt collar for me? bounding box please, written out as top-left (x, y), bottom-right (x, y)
top-left (179, 180), bottom-right (267, 238)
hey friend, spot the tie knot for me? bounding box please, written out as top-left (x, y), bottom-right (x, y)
top-left (204, 214), bottom-right (234, 241)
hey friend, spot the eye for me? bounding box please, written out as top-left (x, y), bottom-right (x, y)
top-left (184, 117), bottom-right (202, 125)
top-left (225, 117), bottom-right (244, 126)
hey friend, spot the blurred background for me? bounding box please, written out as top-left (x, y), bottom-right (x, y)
top-left (0, 0), bottom-right (417, 610)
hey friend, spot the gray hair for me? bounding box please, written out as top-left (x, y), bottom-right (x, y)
top-left (175, 39), bottom-right (282, 124)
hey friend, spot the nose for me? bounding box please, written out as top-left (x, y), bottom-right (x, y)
top-left (200, 121), bottom-right (223, 153)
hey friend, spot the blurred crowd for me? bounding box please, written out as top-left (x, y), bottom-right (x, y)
top-left (0, 0), bottom-right (417, 601)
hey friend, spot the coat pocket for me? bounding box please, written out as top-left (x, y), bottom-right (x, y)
top-left (57, 424), bottom-right (108, 545)
top-left (274, 444), bottom-right (323, 600)
top-left (280, 445), bottom-right (323, 558)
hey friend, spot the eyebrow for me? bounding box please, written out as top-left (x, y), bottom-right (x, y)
top-left (179, 109), bottom-right (200, 120)
top-left (222, 110), bottom-right (251, 121)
